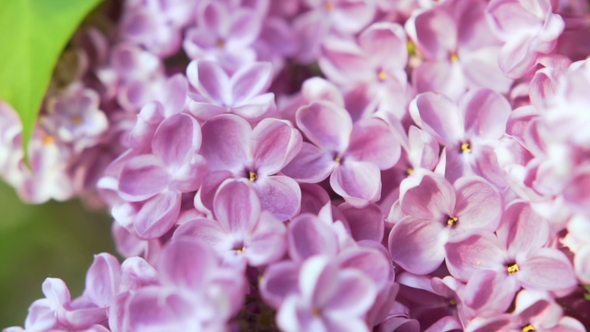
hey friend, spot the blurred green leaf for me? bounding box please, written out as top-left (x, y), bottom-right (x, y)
top-left (0, 0), bottom-right (102, 162)
top-left (585, 285), bottom-right (590, 301)
top-left (0, 180), bottom-right (116, 327)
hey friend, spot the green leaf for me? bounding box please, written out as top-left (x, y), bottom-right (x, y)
top-left (585, 285), bottom-right (590, 301)
top-left (0, 0), bottom-right (102, 162)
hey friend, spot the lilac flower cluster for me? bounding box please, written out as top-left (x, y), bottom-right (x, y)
top-left (3, 0), bottom-right (590, 331)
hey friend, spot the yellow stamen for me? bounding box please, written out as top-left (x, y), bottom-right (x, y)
top-left (312, 308), bottom-right (322, 317)
top-left (407, 40), bottom-right (417, 56)
top-left (406, 167), bottom-right (414, 176)
top-left (461, 142), bottom-right (472, 153)
top-left (72, 116), bottom-right (82, 125)
top-left (334, 156), bottom-right (342, 164)
top-left (249, 171), bottom-right (257, 182)
top-left (377, 70), bottom-right (387, 81)
top-left (216, 40), bottom-right (225, 49)
top-left (450, 52), bottom-right (459, 62)
top-left (447, 216), bottom-right (458, 227)
top-left (522, 324), bottom-right (535, 332)
top-left (449, 298), bottom-right (457, 306)
top-left (324, 2), bottom-right (334, 11)
top-left (235, 246), bottom-right (246, 254)
top-left (43, 136), bottom-right (55, 145)
top-left (507, 263), bottom-right (520, 275)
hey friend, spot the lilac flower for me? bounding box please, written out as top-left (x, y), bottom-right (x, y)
top-left (409, 89), bottom-right (512, 185)
top-left (173, 179), bottom-right (287, 267)
top-left (486, 0), bottom-right (565, 77)
top-left (276, 255), bottom-right (377, 332)
top-left (198, 114), bottom-right (302, 220)
top-left (186, 60), bottom-right (276, 121)
top-left (406, 0), bottom-right (512, 100)
top-left (445, 201), bottom-right (577, 293)
top-left (319, 22), bottom-right (409, 118)
top-left (183, 0), bottom-right (262, 72)
top-left (293, 0), bottom-right (376, 63)
top-left (42, 87), bottom-right (108, 152)
top-left (117, 113), bottom-right (207, 239)
top-left (120, 238), bottom-right (245, 331)
top-left (388, 171), bottom-right (502, 275)
top-left (120, 0), bottom-right (199, 57)
top-left (283, 101), bottom-right (401, 207)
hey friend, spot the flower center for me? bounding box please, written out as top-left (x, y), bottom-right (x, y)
top-left (324, 2), bottom-right (334, 11)
top-left (447, 216), bottom-right (458, 227)
top-left (522, 324), bottom-right (535, 332)
top-left (216, 40), bottom-right (225, 49)
top-left (377, 70), bottom-right (387, 81)
top-left (407, 40), bottom-right (417, 56)
top-left (449, 298), bottom-right (457, 306)
top-left (249, 171), bottom-right (257, 182)
top-left (406, 167), bottom-right (414, 176)
top-left (312, 308), bottom-right (322, 317)
top-left (72, 116), bottom-right (82, 125)
top-left (460, 142), bottom-right (472, 153)
top-left (43, 135), bottom-right (55, 145)
top-left (235, 246), bottom-right (246, 254)
top-left (506, 263), bottom-right (520, 275)
top-left (450, 52), bottom-right (459, 62)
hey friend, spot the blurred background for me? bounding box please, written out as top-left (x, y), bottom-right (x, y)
top-left (0, 180), bottom-right (115, 327)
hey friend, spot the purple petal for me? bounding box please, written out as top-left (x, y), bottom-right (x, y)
top-left (408, 126), bottom-right (440, 171)
top-left (231, 62), bottom-right (273, 104)
top-left (453, 176), bottom-right (502, 233)
top-left (245, 211), bottom-right (288, 266)
top-left (281, 142), bottom-right (335, 183)
top-left (127, 288), bottom-right (193, 330)
top-left (187, 99), bottom-right (226, 120)
top-left (186, 60), bottom-right (230, 104)
top-left (408, 8), bottom-right (457, 59)
top-left (388, 216), bottom-right (447, 275)
top-left (497, 201), bottom-right (550, 257)
top-left (160, 74), bottom-right (188, 116)
top-left (172, 218), bottom-right (232, 255)
top-left (330, 160), bottom-right (381, 207)
top-left (296, 101), bottom-right (352, 153)
top-left (152, 113), bottom-right (201, 170)
top-left (254, 175), bottom-right (301, 221)
top-left (168, 153), bottom-right (208, 193)
top-left (301, 77), bottom-right (344, 106)
top-left (444, 231), bottom-right (507, 281)
top-left (359, 22), bottom-right (407, 69)
top-left (251, 118), bottom-right (302, 176)
top-left (338, 246), bottom-right (392, 289)
top-left (134, 191), bottom-right (181, 239)
top-left (159, 238), bottom-right (216, 289)
top-left (299, 183), bottom-right (331, 215)
top-left (260, 261), bottom-right (301, 309)
top-left (409, 92), bottom-right (463, 146)
top-left (232, 93), bottom-right (276, 119)
top-left (461, 270), bottom-right (518, 315)
top-left (288, 214), bottom-right (338, 263)
top-left (339, 203), bottom-right (384, 242)
top-left (196, 170), bottom-right (233, 211)
top-left (85, 253), bottom-right (121, 307)
top-left (128, 102), bottom-right (165, 150)
top-left (227, 8), bottom-right (263, 48)
top-left (200, 114), bottom-right (250, 173)
top-left (345, 117), bottom-right (401, 169)
top-left (324, 269), bottom-right (377, 316)
top-left (518, 248), bottom-right (577, 291)
top-left (119, 155), bottom-right (169, 202)
top-left (460, 89), bottom-right (512, 140)
top-left (214, 180), bottom-right (261, 235)
top-left (400, 172), bottom-right (455, 220)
